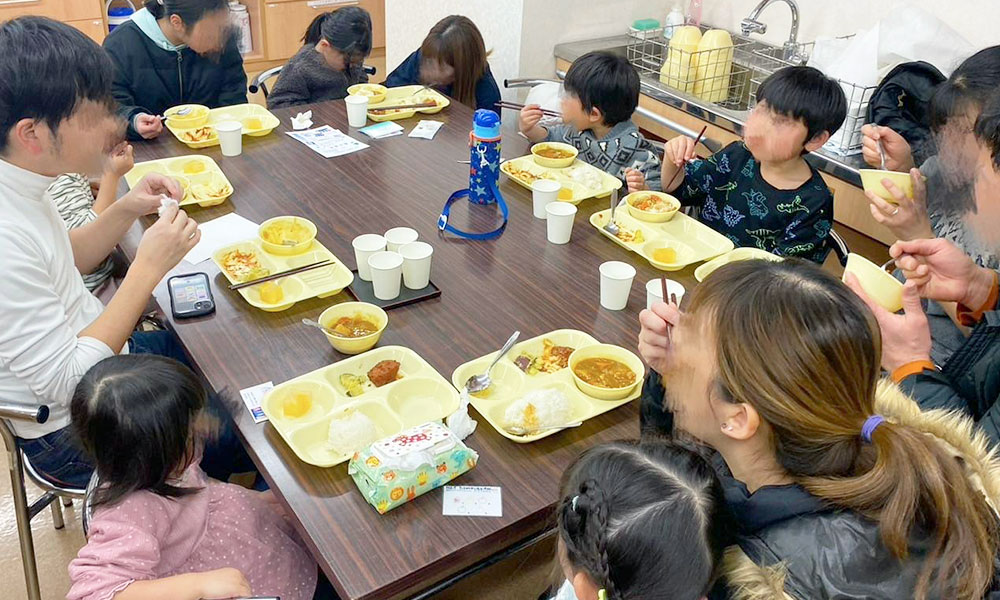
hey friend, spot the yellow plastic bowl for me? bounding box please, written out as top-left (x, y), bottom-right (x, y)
top-left (842, 252), bottom-right (904, 313)
top-left (859, 169), bottom-right (913, 203)
top-left (347, 83), bottom-right (388, 105)
top-left (625, 191), bottom-right (681, 222)
top-left (258, 216), bottom-right (317, 256)
top-left (164, 104), bottom-right (210, 129)
top-left (318, 302), bottom-right (388, 355)
top-left (568, 344), bottom-right (644, 401)
top-left (531, 142), bottom-right (578, 168)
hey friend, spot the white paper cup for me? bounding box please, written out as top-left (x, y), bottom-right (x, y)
top-left (545, 202), bottom-right (577, 244)
top-left (531, 179), bottom-right (561, 219)
top-left (384, 227), bottom-right (418, 252)
top-left (215, 120), bottom-right (243, 157)
top-left (345, 95), bottom-right (369, 128)
top-left (645, 278), bottom-right (686, 310)
top-left (399, 241), bottom-right (434, 290)
top-left (368, 251), bottom-right (403, 300)
top-left (599, 261), bottom-right (636, 311)
top-left (352, 233), bottom-right (386, 281)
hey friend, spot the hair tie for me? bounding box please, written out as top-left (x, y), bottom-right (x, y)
top-left (571, 495), bottom-right (579, 512)
top-left (861, 415), bottom-right (885, 443)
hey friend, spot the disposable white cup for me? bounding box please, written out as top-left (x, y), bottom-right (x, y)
top-left (645, 278), bottom-right (686, 310)
top-left (352, 234), bottom-right (386, 281)
top-left (545, 202), bottom-right (577, 244)
top-left (345, 95), bottom-right (369, 128)
top-left (215, 120), bottom-right (243, 157)
top-left (599, 261), bottom-right (636, 311)
top-left (531, 179), bottom-right (561, 219)
top-left (399, 241), bottom-right (434, 290)
top-left (368, 251), bottom-right (404, 300)
top-left (384, 227), bottom-right (418, 252)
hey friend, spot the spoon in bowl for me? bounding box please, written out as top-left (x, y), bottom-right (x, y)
top-left (465, 331), bottom-right (520, 394)
top-left (301, 318), bottom-right (335, 335)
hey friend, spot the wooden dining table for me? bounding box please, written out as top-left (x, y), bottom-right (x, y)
top-left (118, 97), bottom-right (837, 600)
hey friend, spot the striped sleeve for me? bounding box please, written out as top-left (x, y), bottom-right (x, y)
top-left (47, 174), bottom-right (98, 230)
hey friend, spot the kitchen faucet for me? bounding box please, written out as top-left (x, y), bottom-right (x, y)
top-left (740, 0), bottom-right (804, 63)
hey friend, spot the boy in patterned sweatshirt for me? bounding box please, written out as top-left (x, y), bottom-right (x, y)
top-left (520, 51), bottom-right (660, 191)
top-left (627, 66), bottom-right (847, 263)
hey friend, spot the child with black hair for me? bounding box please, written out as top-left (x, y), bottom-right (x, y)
top-left (520, 51), bottom-right (661, 190)
top-left (553, 440), bottom-right (729, 600)
top-left (628, 66), bottom-right (846, 263)
top-left (68, 355), bottom-right (323, 600)
top-left (267, 6), bottom-right (373, 110)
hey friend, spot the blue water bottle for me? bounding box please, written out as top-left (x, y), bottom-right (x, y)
top-left (438, 109), bottom-right (508, 239)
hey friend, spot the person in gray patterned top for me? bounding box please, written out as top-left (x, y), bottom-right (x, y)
top-left (519, 51), bottom-right (661, 191)
top-left (45, 142), bottom-right (134, 291)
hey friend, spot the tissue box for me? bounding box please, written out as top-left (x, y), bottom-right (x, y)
top-left (348, 422), bottom-right (478, 514)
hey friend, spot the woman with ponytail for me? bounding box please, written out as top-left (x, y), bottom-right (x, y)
top-left (553, 440), bottom-right (729, 600)
top-left (267, 6), bottom-right (372, 110)
top-left (104, 0), bottom-right (247, 140)
top-left (637, 258), bottom-right (1000, 599)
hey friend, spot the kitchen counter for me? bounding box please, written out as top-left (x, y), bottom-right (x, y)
top-left (554, 35), bottom-right (869, 187)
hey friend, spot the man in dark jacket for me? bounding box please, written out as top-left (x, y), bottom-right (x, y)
top-left (103, 3), bottom-right (247, 140)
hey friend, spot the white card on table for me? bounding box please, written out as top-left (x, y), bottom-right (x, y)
top-left (183, 213), bottom-right (260, 264)
top-left (442, 485), bottom-right (502, 517)
top-left (239, 381), bottom-right (273, 424)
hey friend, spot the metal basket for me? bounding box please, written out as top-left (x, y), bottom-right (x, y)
top-left (749, 41), bottom-right (877, 155)
top-left (626, 25), bottom-right (756, 111)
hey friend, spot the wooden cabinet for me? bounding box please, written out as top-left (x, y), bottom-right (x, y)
top-left (263, 0), bottom-right (360, 62)
top-left (358, 0), bottom-right (384, 48)
top-left (0, 0), bottom-right (103, 22)
top-left (67, 17), bottom-right (107, 44)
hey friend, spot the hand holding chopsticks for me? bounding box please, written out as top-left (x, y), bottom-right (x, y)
top-left (495, 101), bottom-right (562, 119)
top-left (662, 125), bottom-right (708, 192)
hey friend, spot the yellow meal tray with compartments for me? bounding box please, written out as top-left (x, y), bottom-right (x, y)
top-left (166, 103), bottom-right (281, 149)
top-left (261, 346), bottom-right (461, 467)
top-left (589, 207), bottom-right (735, 271)
top-left (211, 239), bottom-right (354, 312)
top-left (500, 155), bottom-right (622, 204)
top-left (366, 85), bottom-right (451, 122)
top-left (124, 155), bottom-right (233, 208)
top-left (451, 330), bottom-right (643, 443)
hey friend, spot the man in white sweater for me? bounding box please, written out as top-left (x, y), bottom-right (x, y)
top-left (0, 17), bottom-right (202, 487)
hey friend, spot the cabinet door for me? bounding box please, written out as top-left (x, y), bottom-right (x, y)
top-left (67, 18), bottom-right (107, 45)
top-left (0, 0), bottom-right (102, 22)
top-left (357, 0), bottom-right (384, 49)
top-left (264, 0), bottom-right (359, 62)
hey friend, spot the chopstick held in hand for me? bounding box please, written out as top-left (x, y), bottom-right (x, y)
top-left (663, 125), bottom-right (708, 192)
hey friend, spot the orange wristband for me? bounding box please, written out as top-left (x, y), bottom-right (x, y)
top-left (891, 360), bottom-right (936, 383)
top-left (958, 270), bottom-right (999, 327)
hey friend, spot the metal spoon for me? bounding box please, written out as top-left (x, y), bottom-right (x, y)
top-left (507, 421), bottom-right (583, 436)
top-left (880, 258), bottom-right (895, 271)
top-left (877, 137), bottom-right (887, 170)
top-left (465, 331), bottom-right (520, 394)
top-left (603, 187), bottom-right (620, 236)
top-left (302, 318), bottom-right (334, 335)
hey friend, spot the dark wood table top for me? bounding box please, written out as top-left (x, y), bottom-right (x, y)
top-left (119, 99), bottom-right (805, 600)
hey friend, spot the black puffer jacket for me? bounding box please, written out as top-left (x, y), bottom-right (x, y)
top-left (900, 307), bottom-right (1000, 448)
top-left (103, 21), bottom-right (247, 139)
top-left (641, 372), bottom-right (1000, 600)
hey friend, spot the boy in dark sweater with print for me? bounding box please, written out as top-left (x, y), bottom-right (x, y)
top-left (627, 66), bottom-right (847, 263)
top-left (520, 51), bottom-right (661, 191)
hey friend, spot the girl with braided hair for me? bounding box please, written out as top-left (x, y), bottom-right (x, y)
top-left (554, 440), bottom-right (729, 600)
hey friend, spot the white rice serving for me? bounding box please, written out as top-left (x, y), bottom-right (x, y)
top-left (328, 409), bottom-right (379, 455)
top-left (504, 388), bottom-right (572, 433)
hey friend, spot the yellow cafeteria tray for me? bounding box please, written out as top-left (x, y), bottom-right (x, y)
top-left (500, 155), bottom-right (623, 203)
top-left (451, 330), bottom-right (642, 444)
top-left (262, 346), bottom-right (461, 467)
top-left (366, 85), bottom-right (450, 122)
top-left (589, 207), bottom-right (734, 271)
top-left (212, 238), bottom-right (354, 312)
top-left (166, 103), bottom-right (281, 149)
top-left (694, 247), bottom-right (782, 282)
top-left (124, 155), bottom-right (233, 208)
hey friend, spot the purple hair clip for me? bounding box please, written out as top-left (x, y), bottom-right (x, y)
top-left (861, 415), bottom-right (885, 443)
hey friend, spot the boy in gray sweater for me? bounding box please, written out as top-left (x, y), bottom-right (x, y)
top-left (520, 51), bottom-right (661, 191)
top-left (267, 6), bottom-right (371, 110)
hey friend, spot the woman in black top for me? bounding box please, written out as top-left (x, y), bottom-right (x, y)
top-left (104, 0), bottom-right (247, 140)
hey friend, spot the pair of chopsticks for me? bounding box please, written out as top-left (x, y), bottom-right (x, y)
top-left (663, 125), bottom-right (708, 191)
top-left (228, 259), bottom-right (331, 291)
top-left (369, 101), bottom-right (438, 113)
top-left (660, 279), bottom-right (679, 345)
top-left (495, 101), bottom-right (562, 119)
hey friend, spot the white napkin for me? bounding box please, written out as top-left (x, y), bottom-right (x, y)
top-left (291, 110), bottom-right (313, 130)
top-left (524, 82), bottom-right (564, 127)
top-left (408, 120), bottom-right (444, 140)
top-left (446, 390), bottom-right (478, 440)
top-left (157, 194), bottom-right (178, 217)
top-left (182, 213), bottom-right (260, 264)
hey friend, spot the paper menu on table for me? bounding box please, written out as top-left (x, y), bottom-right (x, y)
top-left (240, 381), bottom-right (273, 424)
top-left (286, 125), bottom-right (369, 158)
top-left (442, 485), bottom-right (502, 517)
top-left (183, 213), bottom-right (260, 264)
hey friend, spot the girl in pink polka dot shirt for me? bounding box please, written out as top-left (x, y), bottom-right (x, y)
top-left (67, 354), bottom-right (322, 600)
